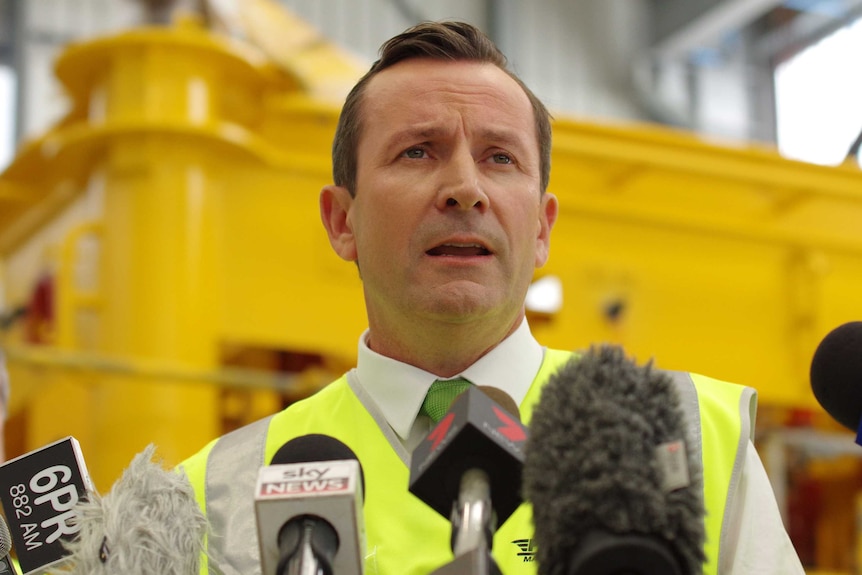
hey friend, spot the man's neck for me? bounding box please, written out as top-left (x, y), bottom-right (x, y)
top-left (366, 312), bottom-right (525, 378)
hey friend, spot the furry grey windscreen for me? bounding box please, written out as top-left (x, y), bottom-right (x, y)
top-left (52, 444), bottom-right (207, 575)
top-left (0, 514), bottom-right (11, 556)
top-left (523, 345), bottom-right (705, 574)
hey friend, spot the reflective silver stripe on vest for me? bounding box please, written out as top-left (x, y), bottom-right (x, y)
top-left (664, 371), bottom-right (707, 566)
top-left (206, 415), bottom-right (273, 575)
top-left (665, 369), bottom-right (705, 486)
top-left (719, 386), bottom-right (756, 574)
top-left (667, 370), bottom-right (754, 574)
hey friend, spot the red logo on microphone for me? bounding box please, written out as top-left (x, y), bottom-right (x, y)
top-left (427, 413), bottom-right (455, 451)
top-left (493, 407), bottom-right (526, 442)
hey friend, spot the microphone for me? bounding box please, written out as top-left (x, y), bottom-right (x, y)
top-left (810, 321), bottom-right (862, 438)
top-left (409, 386), bottom-right (528, 574)
top-left (0, 436), bottom-right (94, 574)
top-left (56, 443), bottom-right (207, 575)
top-left (0, 515), bottom-right (19, 575)
top-left (254, 434), bottom-right (365, 575)
top-left (523, 345), bottom-right (706, 575)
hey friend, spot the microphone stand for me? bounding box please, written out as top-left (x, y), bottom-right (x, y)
top-left (431, 469), bottom-right (502, 575)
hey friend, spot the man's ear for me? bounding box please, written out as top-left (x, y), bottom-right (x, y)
top-left (320, 185), bottom-right (358, 262)
top-left (535, 191), bottom-right (558, 268)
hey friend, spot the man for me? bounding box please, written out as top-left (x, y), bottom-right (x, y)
top-left (180, 21), bottom-right (804, 575)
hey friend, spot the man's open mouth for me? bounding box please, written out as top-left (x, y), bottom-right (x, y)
top-left (426, 243), bottom-right (492, 257)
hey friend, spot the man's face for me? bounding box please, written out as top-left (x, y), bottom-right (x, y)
top-left (322, 59), bottom-right (557, 342)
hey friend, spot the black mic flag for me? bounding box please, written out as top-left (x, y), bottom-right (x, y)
top-left (409, 386), bottom-right (527, 575)
top-left (0, 437), bottom-right (93, 574)
top-left (523, 345), bottom-right (706, 575)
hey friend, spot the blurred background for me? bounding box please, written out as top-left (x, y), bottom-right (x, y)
top-left (1, 0), bottom-right (862, 572)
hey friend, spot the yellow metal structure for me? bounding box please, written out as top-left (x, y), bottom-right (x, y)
top-left (1, 13), bottom-right (862, 490)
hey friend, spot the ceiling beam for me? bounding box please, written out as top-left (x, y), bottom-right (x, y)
top-left (652, 0), bottom-right (785, 58)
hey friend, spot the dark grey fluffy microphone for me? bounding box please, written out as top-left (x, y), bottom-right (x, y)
top-left (0, 515), bottom-right (17, 575)
top-left (523, 345), bottom-right (705, 575)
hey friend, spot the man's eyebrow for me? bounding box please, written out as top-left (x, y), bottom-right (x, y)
top-left (386, 126), bottom-right (529, 148)
top-left (478, 128), bottom-right (530, 149)
top-left (387, 125), bottom-right (448, 146)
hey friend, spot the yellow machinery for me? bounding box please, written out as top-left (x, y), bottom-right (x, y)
top-left (2, 10), bottom-right (862, 495)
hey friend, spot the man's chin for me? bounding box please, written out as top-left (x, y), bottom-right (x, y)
top-left (418, 288), bottom-right (501, 323)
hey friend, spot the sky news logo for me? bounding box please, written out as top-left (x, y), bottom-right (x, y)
top-left (259, 477), bottom-right (349, 497)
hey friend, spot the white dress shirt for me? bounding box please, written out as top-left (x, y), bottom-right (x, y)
top-left (351, 319), bottom-right (805, 574)
top-left (355, 319), bottom-right (543, 451)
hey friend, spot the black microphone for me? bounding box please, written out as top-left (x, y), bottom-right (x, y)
top-left (523, 345), bottom-right (706, 575)
top-left (810, 321), bottom-right (862, 439)
top-left (254, 434), bottom-right (365, 575)
top-left (0, 436), bottom-right (93, 574)
top-left (0, 515), bottom-right (19, 575)
top-left (409, 386), bottom-right (528, 574)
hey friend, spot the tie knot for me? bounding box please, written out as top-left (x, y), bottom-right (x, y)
top-left (420, 378), bottom-right (472, 423)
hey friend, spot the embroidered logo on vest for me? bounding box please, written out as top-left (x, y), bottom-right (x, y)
top-left (511, 538), bottom-right (536, 562)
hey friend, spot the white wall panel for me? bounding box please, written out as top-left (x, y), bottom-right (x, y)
top-left (496, 0), bottom-right (652, 121)
top-left (280, 0), bottom-right (489, 62)
top-left (9, 0), bottom-right (761, 152)
top-left (279, 0), bottom-right (654, 122)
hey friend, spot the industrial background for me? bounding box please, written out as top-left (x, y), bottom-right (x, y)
top-left (2, 0), bottom-right (862, 572)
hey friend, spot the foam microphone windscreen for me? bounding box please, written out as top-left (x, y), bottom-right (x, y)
top-left (0, 515), bottom-right (16, 575)
top-left (272, 434), bottom-right (356, 464)
top-left (0, 516), bottom-right (11, 557)
top-left (523, 345), bottom-right (705, 575)
top-left (57, 444), bottom-right (207, 575)
top-left (810, 321), bottom-right (862, 431)
top-left (270, 434), bottom-right (365, 499)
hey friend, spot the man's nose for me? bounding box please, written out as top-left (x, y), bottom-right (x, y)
top-left (436, 150), bottom-right (489, 211)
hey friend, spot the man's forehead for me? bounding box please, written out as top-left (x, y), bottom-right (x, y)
top-left (360, 59), bottom-right (536, 135)
top-left (366, 58), bottom-right (518, 96)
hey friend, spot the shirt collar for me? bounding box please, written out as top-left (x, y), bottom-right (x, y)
top-left (355, 319), bottom-right (544, 441)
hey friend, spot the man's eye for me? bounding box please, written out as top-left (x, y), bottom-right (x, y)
top-left (403, 148), bottom-right (426, 159)
top-left (492, 153), bottom-right (513, 164)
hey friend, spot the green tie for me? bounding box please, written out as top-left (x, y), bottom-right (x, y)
top-left (420, 378), bottom-right (472, 423)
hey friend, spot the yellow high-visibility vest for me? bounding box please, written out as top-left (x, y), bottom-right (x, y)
top-left (181, 348), bottom-right (753, 575)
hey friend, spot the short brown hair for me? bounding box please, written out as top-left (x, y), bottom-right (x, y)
top-left (331, 21), bottom-right (552, 196)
